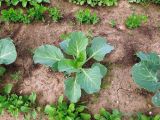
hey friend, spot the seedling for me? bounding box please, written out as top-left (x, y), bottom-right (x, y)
top-left (49, 7), bottom-right (62, 22)
top-left (125, 14), bottom-right (148, 29)
top-left (109, 19), bottom-right (116, 28)
top-left (44, 96), bottom-right (91, 120)
top-left (10, 71), bottom-right (22, 81)
top-left (94, 108), bottom-right (122, 120)
top-left (132, 52), bottom-right (160, 107)
top-left (33, 31), bottom-right (114, 103)
top-left (75, 9), bottom-right (100, 25)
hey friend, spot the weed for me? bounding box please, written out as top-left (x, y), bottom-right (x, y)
top-left (125, 14), bottom-right (148, 29)
top-left (10, 71), bottom-right (22, 81)
top-left (75, 9), bottom-right (100, 24)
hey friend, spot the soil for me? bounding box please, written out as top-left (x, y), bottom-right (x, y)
top-left (0, 0), bottom-right (160, 119)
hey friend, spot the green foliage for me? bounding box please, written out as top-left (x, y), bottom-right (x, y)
top-left (44, 96), bottom-right (91, 120)
top-left (131, 51), bottom-right (160, 107)
top-left (33, 31), bottom-right (114, 103)
top-left (0, 38), bottom-right (17, 65)
top-left (109, 19), bottom-right (116, 28)
top-left (125, 14), bottom-right (148, 29)
top-left (0, 67), bottom-right (6, 77)
top-left (128, 0), bottom-right (160, 4)
top-left (0, 5), bottom-right (62, 24)
top-left (69, 0), bottom-right (118, 7)
top-left (0, 85), bottom-right (37, 119)
top-left (10, 71), bottom-right (22, 81)
top-left (94, 108), bottom-right (122, 120)
top-left (75, 9), bottom-right (100, 24)
top-left (49, 7), bottom-right (62, 22)
top-left (0, 0), bottom-right (50, 7)
top-left (136, 113), bottom-right (160, 120)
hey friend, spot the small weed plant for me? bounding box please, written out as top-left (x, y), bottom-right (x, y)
top-left (125, 14), bottom-right (148, 29)
top-left (69, 0), bottom-right (118, 7)
top-left (75, 9), bottom-right (100, 24)
top-left (0, 0), bottom-right (50, 7)
top-left (44, 96), bottom-right (91, 120)
top-left (33, 31), bottom-right (114, 102)
top-left (132, 52), bottom-right (160, 107)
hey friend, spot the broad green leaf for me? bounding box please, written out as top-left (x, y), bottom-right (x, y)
top-left (152, 91), bottom-right (160, 107)
top-left (87, 37), bottom-right (114, 61)
top-left (0, 38), bottom-right (17, 65)
top-left (58, 59), bottom-right (78, 73)
top-left (29, 92), bottom-right (37, 103)
top-left (77, 66), bottom-right (102, 94)
top-left (3, 84), bottom-right (13, 94)
top-left (64, 77), bottom-right (81, 103)
top-left (0, 66), bottom-right (6, 77)
top-left (132, 62), bottom-right (160, 92)
top-left (92, 63), bottom-right (107, 77)
top-left (67, 32), bottom-right (88, 57)
top-left (31, 109), bottom-right (37, 119)
top-left (33, 45), bottom-right (64, 67)
top-left (60, 39), bottom-right (69, 54)
top-left (137, 52), bottom-right (160, 65)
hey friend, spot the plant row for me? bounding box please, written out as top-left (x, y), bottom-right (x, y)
top-left (128, 0), bottom-right (160, 4)
top-left (0, 4), bottom-right (62, 24)
top-left (0, 6), bottom-right (148, 30)
top-left (0, 0), bottom-right (50, 7)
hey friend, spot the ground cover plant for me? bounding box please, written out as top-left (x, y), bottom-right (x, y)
top-left (132, 52), bottom-right (160, 107)
top-left (75, 9), bottom-right (100, 25)
top-left (0, 0), bottom-right (50, 7)
top-left (128, 0), bottom-right (160, 4)
top-left (44, 96), bottom-right (91, 120)
top-left (69, 0), bottom-right (118, 7)
top-left (125, 14), bottom-right (148, 29)
top-left (0, 4), bottom-right (62, 24)
top-left (33, 31), bottom-right (114, 103)
top-left (94, 108), bottom-right (122, 120)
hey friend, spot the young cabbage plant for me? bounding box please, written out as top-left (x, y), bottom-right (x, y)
top-left (33, 31), bottom-right (114, 103)
top-left (0, 38), bottom-right (17, 76)
top-left (132, 52), bottom-right (160, 107)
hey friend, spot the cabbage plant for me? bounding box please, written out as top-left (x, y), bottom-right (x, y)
top-left (0, 38), bottom-right (17, 76)
top-left (132, 52), bottom-right (160, 107)
top-left (33, 31), bottom-right (114, 103)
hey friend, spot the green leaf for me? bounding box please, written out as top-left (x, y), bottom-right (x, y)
top-left (58, 59), bottom-right (78, 73)
top-left (75, 51), bottom-right (86, 67)
top-left (67, 32), bottom-right (88, 57)
top-left (132, 61), bottom-right (160, 92)
top-left (87, 37), bottom-right (114, 61)
top-left (0, 66), bottom-right (6, 77)
top-left (33, 45), bottom-right (64, 67)
top-left (44, 105), bottom-right (55, 115)
top-left (80, 113), bottom-right (91, 120)
top-left (29, 92), bottom-right (37, 103)
top-left (152, 91), bottom-right (160, 107)
top-left (137, 52), bottom-right (160, 65)
top-left (31, 109), bottom-right (37, 119)
top-left (0, 38), bottom-right (17, 65)
top-left (64, 77), bottom-right (81, 103)
top-left (3, 84), bottom-right (13, 94)
top-left (77, 66), bottom-right (102, 94)
top-left (92, 63), bottom-right (107, 77)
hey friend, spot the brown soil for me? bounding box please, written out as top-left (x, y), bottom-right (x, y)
top-left (0, 0), bottom-right (160, 119)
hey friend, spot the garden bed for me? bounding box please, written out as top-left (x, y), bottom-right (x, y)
top-left (0, 0), bottom-right (160, 119)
